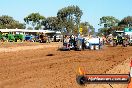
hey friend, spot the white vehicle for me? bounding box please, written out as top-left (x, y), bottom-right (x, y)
top-left (85, 37), bottom-right (101, 50)
top-left (56, 35), bottom-right (62, 42)
top-left (52, 34), bottom-right (63, 42)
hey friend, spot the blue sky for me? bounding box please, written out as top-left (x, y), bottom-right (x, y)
top-left (0, 0), bottom-right (132, 31)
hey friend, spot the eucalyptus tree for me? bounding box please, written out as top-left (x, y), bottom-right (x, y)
top-left (57, 5), bottom-right (83, 34)
top-left (99, 16), bottom-right (119, 28)
top-left (41, 17), bottom-right (60, 30)
top-left (118, 16), bottom-right (132, 27)
top-left (24, 13), bottom-right (45, 30)
top-left (0, 15), bottom-right (25, 29)
top-left (99, 16), bottom-right (120, 36)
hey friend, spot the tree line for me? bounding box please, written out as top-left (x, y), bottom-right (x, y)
top-left (24, 5), bottom-right (95, 35)
top-left (98, 16), bottom-right (132, 36)
top-left (0, 5), bottom-right (95, 35)
top-left (0, 15), bottom-right (25, 29)
top-left (0, 5), bottom-right (132, 36)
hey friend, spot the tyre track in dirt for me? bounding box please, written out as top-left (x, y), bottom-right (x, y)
top-left (0, 48), bottom-right (131, 87)
top-left (0, 44), bottom-right (61, 53)
top-left (0, 44), bottom-right (132, 88)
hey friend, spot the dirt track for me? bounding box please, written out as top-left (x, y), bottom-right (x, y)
top-left (0, 42), bottom-right (132, 88)
top-left (85, 58), bottom-right (131, 88)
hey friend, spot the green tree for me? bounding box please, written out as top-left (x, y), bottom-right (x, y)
top-left (57, 5), bottom-right (83, 34)
top-left (99, 16), bottom-right (119, 28)
top-left (0, 15), bottom-right (25, 29)
top-left (118, 16), bottom-right (132, 27)
top-left (41, 17), bottom-right (60, 30)
top-left (98, 28), bottom-right (109, 36)
top-left (24, 13), bottom-right (45, 30)
top-left (99, 16), bottom-right (120, 36)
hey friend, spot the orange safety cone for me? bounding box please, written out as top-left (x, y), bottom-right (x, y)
top-left (127, 60), bottom-right (132, 88)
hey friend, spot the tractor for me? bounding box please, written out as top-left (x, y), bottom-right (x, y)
top-left (59, 35), bottom-right (84, 51)
top-left (112, 31), bottom-right (129, 47)
top-left (0, 31), bottom-right (3, 41)
top-left (14, 34), bottom-right (24, 42)
top-left (59, 35), bottom-right (102, 51)
top-left (39, 33), bottom-right (49, 43)
top-left (6, 33), bottom-right (15, 42)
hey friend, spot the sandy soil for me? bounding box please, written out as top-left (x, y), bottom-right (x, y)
top-left (0, 43), bottom-right (132, 88)
top-left (85, 57), bottom-right (132, 88)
